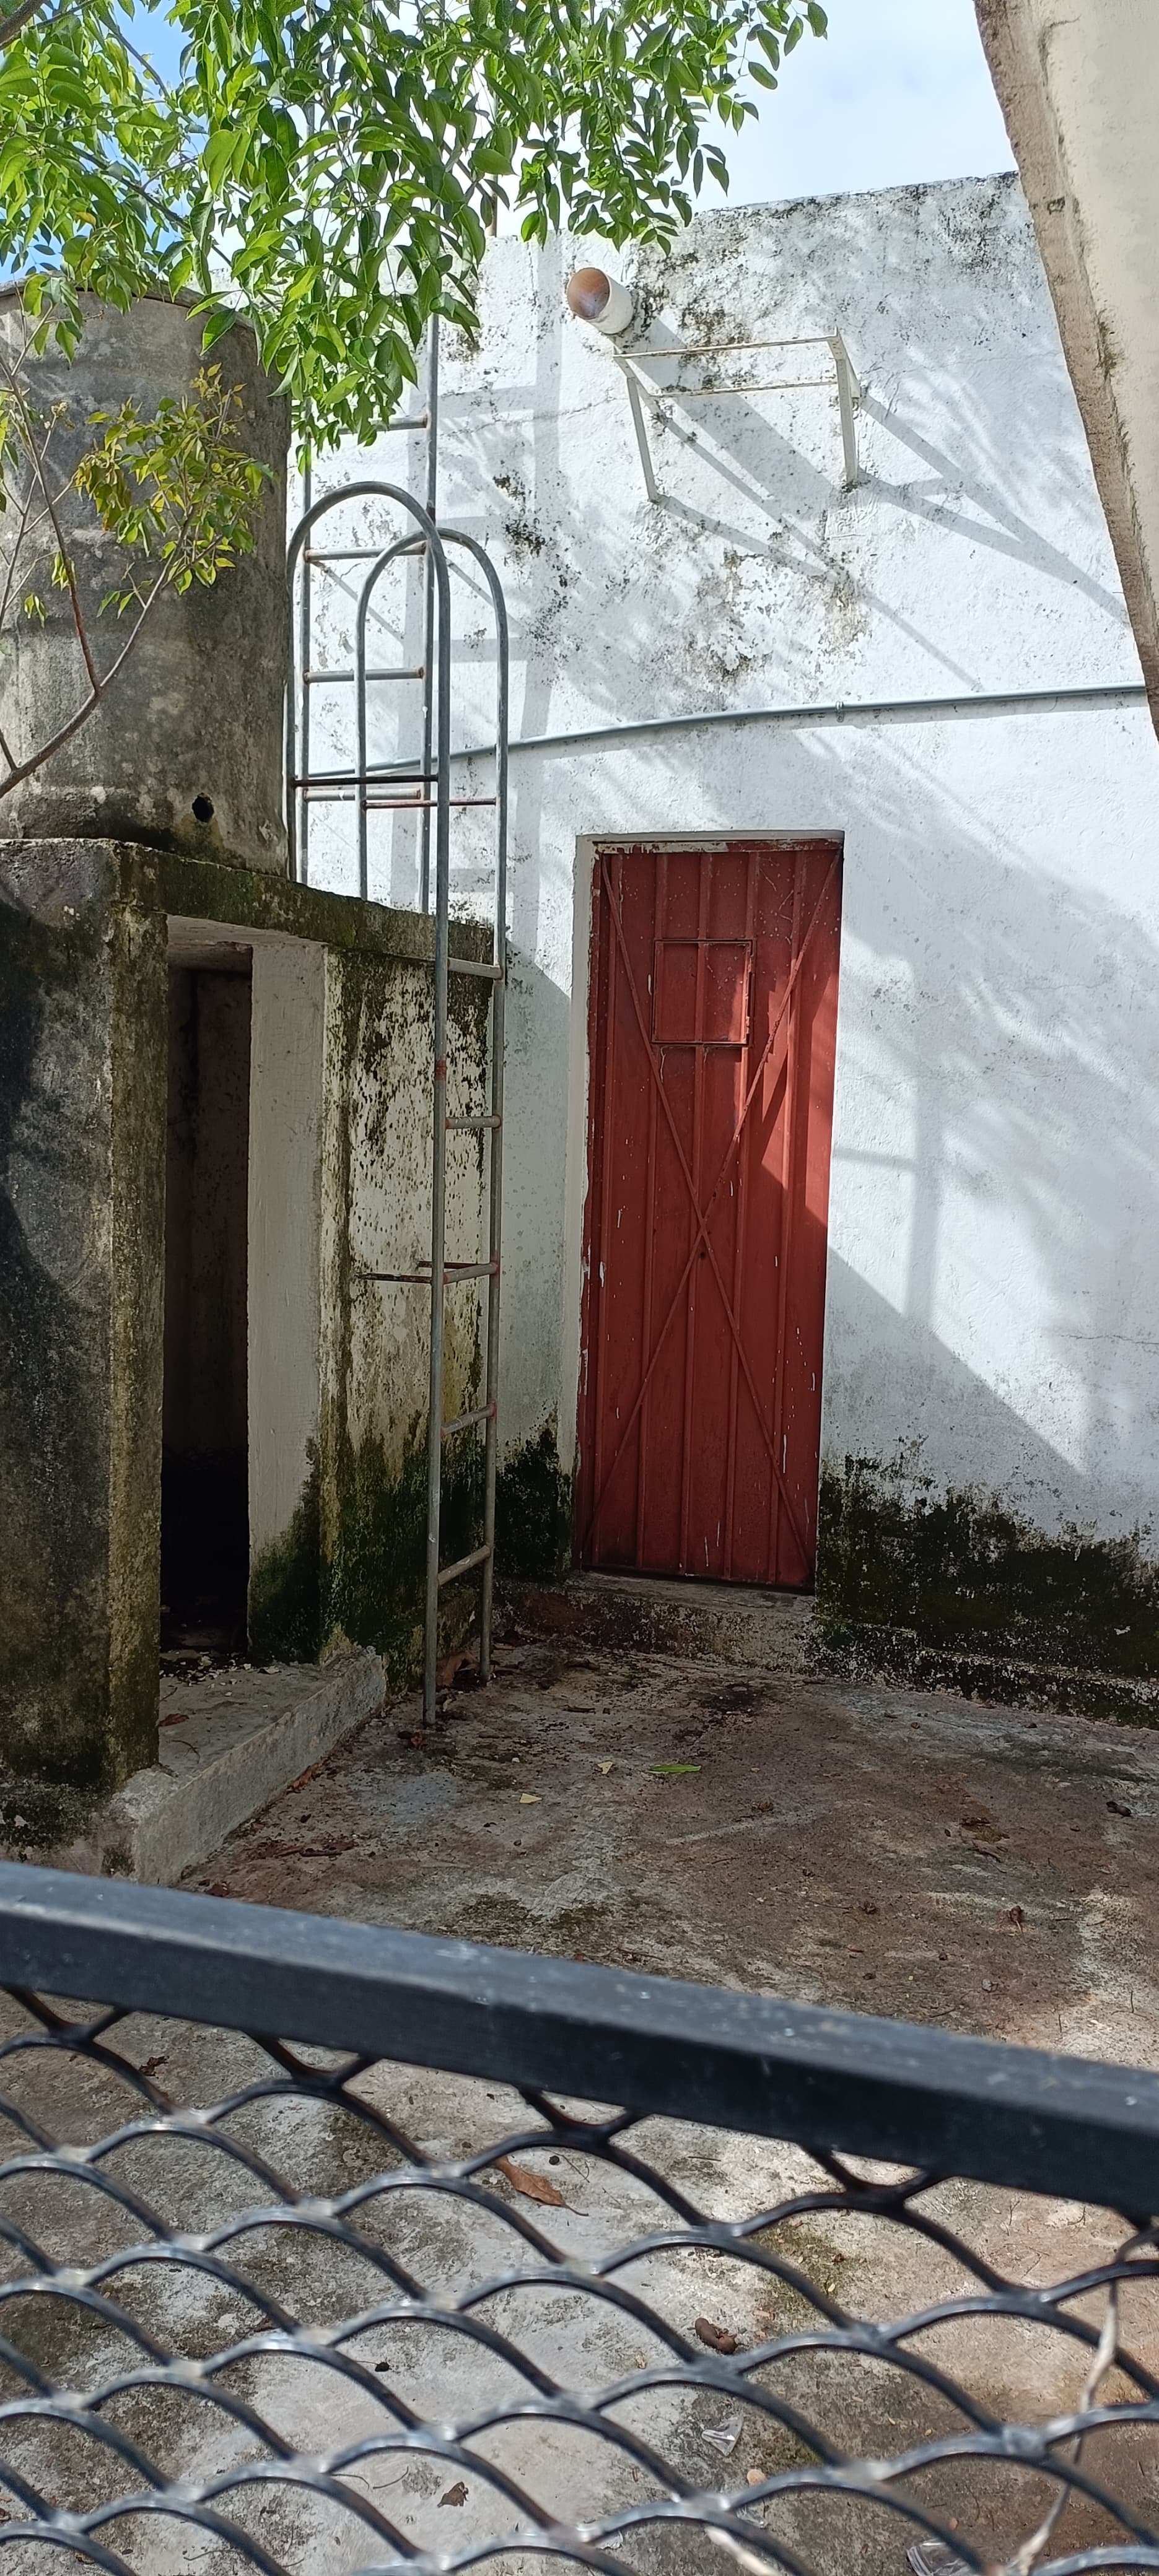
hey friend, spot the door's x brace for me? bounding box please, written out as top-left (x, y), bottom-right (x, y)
top-left (584, 854), bottom-right (839, 1565)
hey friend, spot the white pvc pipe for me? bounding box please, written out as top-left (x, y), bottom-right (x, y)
top-left (564, 266), bottom-right (634, 336)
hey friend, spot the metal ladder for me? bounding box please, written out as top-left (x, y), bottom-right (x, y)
top-left (286, 361), bottom-right (509, 1724)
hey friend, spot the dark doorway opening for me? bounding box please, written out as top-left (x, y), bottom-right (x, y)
top-left (162, 954), bottom-right (252, 1655)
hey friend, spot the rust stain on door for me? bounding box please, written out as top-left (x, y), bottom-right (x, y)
top-left (577, 840), bottom-right (842, 1588)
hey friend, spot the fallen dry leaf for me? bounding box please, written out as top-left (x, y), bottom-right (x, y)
top-left (496, 2156), bottom-right (565, 2207)
top-left (439, 2482), bottom-right (468, 2508)
top-left (159, 1713), bottom-right (189, 1728)
top-left (746, 2469), bottom-right (763, 2488)
top-left (694, 2316), bottom-right (738, 2356)
top-left (519, 1793), bottom-right (541, 1805)
top-left (1003, 1904), bottom-right (1025, 1931)
top-left (598, 1760), bottom-right (614, 1774)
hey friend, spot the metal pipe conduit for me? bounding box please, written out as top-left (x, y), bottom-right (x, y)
top-left (448, 677), bottom-right (1148, 764)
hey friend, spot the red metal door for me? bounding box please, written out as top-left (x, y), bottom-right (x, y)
top-left (577, 840), bottom-right (842, 1588)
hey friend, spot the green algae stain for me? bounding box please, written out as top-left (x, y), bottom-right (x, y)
top-left (248, 1453), bottom-right (323, 1664)
top-left (496, 1422), bottom-right (572, 1579)
top-left (816, 1453), bottom-right (1159, 1678)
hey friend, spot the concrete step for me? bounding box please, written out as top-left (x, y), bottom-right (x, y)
top-left (13, 1648), bottom-right (385, 1884)
top-left (504, 1572), bottom-right (815, 1671)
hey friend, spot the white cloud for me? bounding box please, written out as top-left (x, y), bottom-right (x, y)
top-left (714, 0), bottom-right (1015, 205)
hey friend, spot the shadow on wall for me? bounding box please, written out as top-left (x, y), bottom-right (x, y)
top-left (437, 180), bottom-right (1132, 899)
top-left (428, 193), bottom-right (1159, 1671)
top-left (517, 722), bottom-right (1159, 1669)
top-left (800, 708), bottom-right (1159, 1679)
top-left (816, 718), bottom-right (1159, 1515)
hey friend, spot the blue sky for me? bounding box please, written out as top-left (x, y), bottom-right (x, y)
top-left (717, 0), bottom-right (1015, 203)
top-left (131, 0), bottom-right (1014, 208)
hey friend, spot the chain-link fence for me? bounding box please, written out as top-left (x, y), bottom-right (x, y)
top-left (0, 1863), bottom-right (1157, 2576)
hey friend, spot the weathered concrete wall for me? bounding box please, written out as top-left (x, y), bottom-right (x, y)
top-left (160, 873), bottom-right (492, 1679)
top-left (976, 0), bottom-right (1159, 733)
top-left (317, 946), bottom-right (491, 1683)
top-left (0, 293), bottom-right (290, 872)
top-left (0, 840), bottom-right (165, 1812)
top-left (0, 841), bottom-right (490, 1808)
top-left (300, 175), bottom-right (1159, 1669)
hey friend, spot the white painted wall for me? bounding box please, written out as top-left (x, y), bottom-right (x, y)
top-left (302, 173), bottom-right (1159, 1548)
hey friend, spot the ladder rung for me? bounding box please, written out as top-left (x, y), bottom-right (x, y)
top-left (442, 1403), bottom-right (496, 1440)
top-left (446, 1114), bottom-right (501, 1131)
top-left (448, 958), bottom-right (502, 981)
top-left (437, 1542), bottom-right (492, 1588)
top-left (292, 767), bottom-right (436, 788)
top-left (304, 665), bottom-right (424, 685)
top-left (359, 1260), bottom-right (499, 1284)
top-left (364, 794), bottom-right (497, 811)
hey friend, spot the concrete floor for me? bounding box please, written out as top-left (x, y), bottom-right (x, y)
top-left (185, 1634), bottom-right (1159, 2073)
top-left (8, 1634), bottom-right (1159, 2576)
top-left (177, 1630), bottom-right (1159, 2565)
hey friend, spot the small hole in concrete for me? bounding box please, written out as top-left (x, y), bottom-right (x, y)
top-left (192, 793), bottom-right (214, 824)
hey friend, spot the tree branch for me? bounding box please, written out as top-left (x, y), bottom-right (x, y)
top-left (0, 560), bottom-right (168, 797)
top-left (0, 353), bottom-right (100, 690)
top-left (0, 0), bottom-right (79, 52)
top-left (0, 0), bottom-right (50, 48)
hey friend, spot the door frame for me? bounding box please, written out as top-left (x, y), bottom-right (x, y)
top-left (562, 830), bottom-right (844, 1580)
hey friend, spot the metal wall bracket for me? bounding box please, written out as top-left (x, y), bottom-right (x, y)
top-left (615, 328), bottom-right (862, 500)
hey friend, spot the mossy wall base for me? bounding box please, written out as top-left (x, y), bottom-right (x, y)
top-left (815, 1452), bottom-right (1159, 1718)
top-left (496, 1422), bottom-right (573, 1580)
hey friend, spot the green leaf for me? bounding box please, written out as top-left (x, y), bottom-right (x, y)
top-left (0, 0), bottom-right (826, 449)
top-left (198, 306), bottom-right (238, 348)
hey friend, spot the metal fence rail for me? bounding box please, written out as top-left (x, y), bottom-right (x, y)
top-left (0, 1865), bottom-right (1157, 2576)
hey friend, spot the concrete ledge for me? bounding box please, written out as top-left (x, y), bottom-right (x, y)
top-left (505, 1573), bottom-right (815, 1671)
top-left (813, 1617), bottom-right (1159, 1726)
top-left (40, 1650), bottom-right (384, 1884)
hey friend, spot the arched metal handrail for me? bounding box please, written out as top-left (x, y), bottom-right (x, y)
top-left (353, 532), bottom-right (424, 900)
top-left (285, 485), bottom-right (510, 1718)
top-left (285, 483), bottom-right (450, 889)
